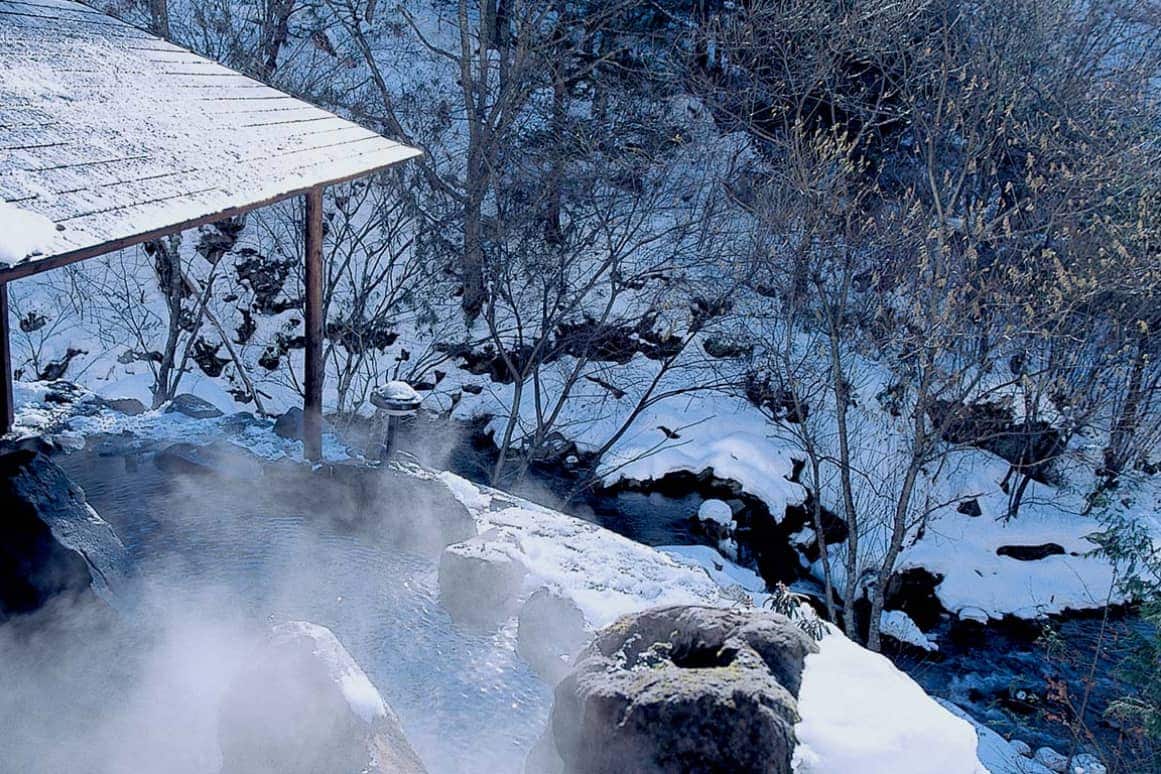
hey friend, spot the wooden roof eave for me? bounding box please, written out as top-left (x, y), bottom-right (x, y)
top-left (0, 153), bottom-right (421, 284)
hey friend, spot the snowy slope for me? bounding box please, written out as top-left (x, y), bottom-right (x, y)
top-left (793, 627), bottom-right (987, 774)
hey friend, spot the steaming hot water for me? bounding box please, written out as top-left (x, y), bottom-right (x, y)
top-left (57, 443), bottom-right (552, 774)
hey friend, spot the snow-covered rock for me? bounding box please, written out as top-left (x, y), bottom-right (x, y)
top-left (792, 627), bottom-right (986, 774)
top-left (880, 609), bottom-right (939, 652)
top-left (0, 449), bottom-right (127, 616)
top-left (660, 543), bottom-right (772, 606)
top-left (697, 498), bottom-right (734, 526)
top-left (435, 471), bottom-right (732, 627)
top-left (154, 441), bottom-right (265, 480)
top-left (1034, 747), bottom-right (1070, 773)
top-left (438, 529), bottom-right (527, 626)
top-left (217, 620), bottom-right (427, 774)
top-left (165, 393), bottom-right (225, 420)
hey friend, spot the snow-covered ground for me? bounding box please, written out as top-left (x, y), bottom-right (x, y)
top-left (793, 626), bottom-right (986, 774)
top-left (896, 453), bottom-right (1122, 622)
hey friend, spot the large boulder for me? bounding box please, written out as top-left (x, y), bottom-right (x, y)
top-left (273, 406), bottom-right (304, 440)
top-left (218, 621), bottom-right (427, 774)
top-left (438, 529), bottom-right (526, 627)
top-left (0, 450), bottom-right (125, 620)
top-left (535, 605), bottom-right (818, 774)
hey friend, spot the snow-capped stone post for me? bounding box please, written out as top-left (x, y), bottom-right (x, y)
top-left (370, 380), bottom-right (421, 461)
top-left (303, 186), bottom-right (325, 461)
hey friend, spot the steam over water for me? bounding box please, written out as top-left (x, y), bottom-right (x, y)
top-left (4, 445), bottom-right (552, 774)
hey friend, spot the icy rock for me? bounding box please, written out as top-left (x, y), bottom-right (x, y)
top-left (537, 605), bottom-right (816, 774)
top-left (273, 406), bottom-right (303, 440)
top-left (154, 441), bottom-right (264, 481)
top-left (438, 530), bottom-right (527, 626)
top-left (1035, 747), bottom-right (1069, 772)
top-left (0, 450), bottom-right (126, 618)
top-left (218, 620), bottom-right (427, 774)
top-left (99, 397), bottom-right (147, 416)
top-left (164, 393), bottom-right (224, 419)
top-left (1070, 753), bottom-right (1106, 774)
top-left (517, 586), bottom-right (589, 684)
top-left (1011, 740), bottom-right (1032, 757)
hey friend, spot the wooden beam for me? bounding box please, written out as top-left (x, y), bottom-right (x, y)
top-left (0, 281), bottom-right (12, 437)
top-left (302, 186), bottom-right (324, 461)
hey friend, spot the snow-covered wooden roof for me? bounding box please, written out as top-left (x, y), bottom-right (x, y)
top-left (0, 0), bottom-right (420, 280)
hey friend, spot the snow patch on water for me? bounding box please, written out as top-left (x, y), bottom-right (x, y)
top-left (880, 610), bottom-right (938, 652)
top-left (696, 498), bottom-right (734, 526)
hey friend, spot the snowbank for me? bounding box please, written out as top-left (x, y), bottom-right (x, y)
top-left (897, 454), bottom-right (1121, 621)
top-left (600, 399), bottom-right (807, 521)
top-left (435, 471), bottom-right (731, 627)
top-left (792, 627), bottom-right (986, 774)
top-left (0, 201), bottom-right (57, 264)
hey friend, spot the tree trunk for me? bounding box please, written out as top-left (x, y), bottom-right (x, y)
top-left (808, 454), bottom-right (838, 623)
top-left (1106, 336), bottom-right (1147, 478)
top-left (827, 323), bottom-right (860, 639)
top-left (260, 0), bottom-right (295, 79)
top-left (149, 0), bottom-right (170, 38)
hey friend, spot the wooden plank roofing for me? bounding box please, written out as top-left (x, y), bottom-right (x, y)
top-left (0, 0), bottom-right (421, 281)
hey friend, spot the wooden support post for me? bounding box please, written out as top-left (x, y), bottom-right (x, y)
top-left (303, 187), bottom-right (325, 461)
top-left (0, 282), bottom-right (11, 438)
